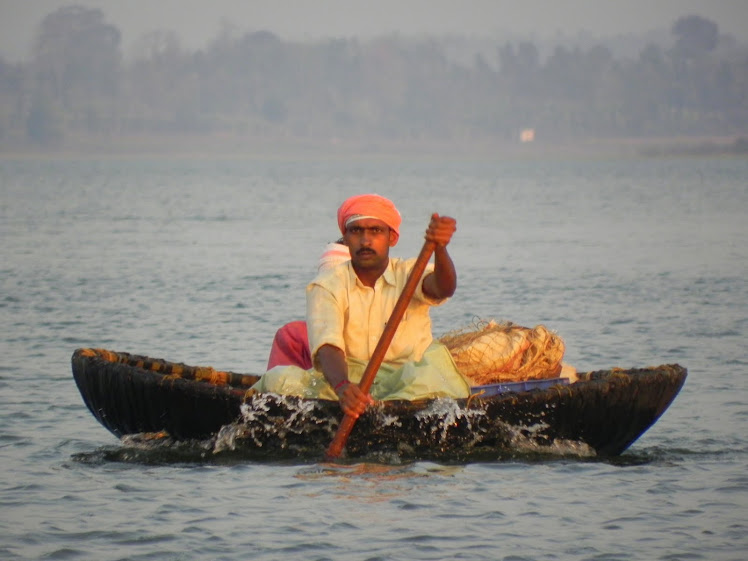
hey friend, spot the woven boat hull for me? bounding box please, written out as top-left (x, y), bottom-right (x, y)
top-left (71, 348), bottom-right (687, 460)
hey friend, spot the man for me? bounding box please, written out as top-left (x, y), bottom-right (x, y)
top-left (252, 194), bottom-right (470, 416)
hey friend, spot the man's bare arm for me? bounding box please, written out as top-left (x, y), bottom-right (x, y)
top-left (422, 214), bottom-right (457, 299)
top-left (317, 344), bottom-right (373, 418)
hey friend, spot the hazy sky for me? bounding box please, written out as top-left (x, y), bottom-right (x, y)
top-left (1, 0), bottom-right (746, 61)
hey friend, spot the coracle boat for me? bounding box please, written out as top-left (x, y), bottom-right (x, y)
top-left (71, 348), bottom-right (687, 461)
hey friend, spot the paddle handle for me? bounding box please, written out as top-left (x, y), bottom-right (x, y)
top-left (325, 239), bottom-right (436, 460)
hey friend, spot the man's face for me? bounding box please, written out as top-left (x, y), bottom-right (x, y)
top-left (343, 218), bottom-right (396, 272)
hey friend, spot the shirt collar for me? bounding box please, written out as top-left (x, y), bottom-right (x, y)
top-left (381, 259), bottom-right (396, 286)
top-left (349, 258), bottom-right (396, 288)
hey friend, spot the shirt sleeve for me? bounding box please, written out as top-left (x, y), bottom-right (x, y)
top-left (306, 280), bottom-right (346, 367)
top-left (412, 262), bottom-right (447, 307)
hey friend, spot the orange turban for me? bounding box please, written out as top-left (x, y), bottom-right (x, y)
top-left (337, 194), bottom-right (402, 245)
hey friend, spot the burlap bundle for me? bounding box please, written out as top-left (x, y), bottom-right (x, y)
top-left (438, 320), bottom-right (566, 385)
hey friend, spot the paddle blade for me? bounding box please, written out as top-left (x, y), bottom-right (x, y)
top-left (325, 414), bottom-right (357, 460)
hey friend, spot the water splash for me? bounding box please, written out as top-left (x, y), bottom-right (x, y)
top-left (213, 393), bottom-right (336, 454)
top-left (72, 433), bottom-right (217, 465)
top-left (212, 423), bottom-right (244, 454)
top-left (505, 423), bottom-right (596, 457)
top-left (414, 398), bottom-right (487, 444)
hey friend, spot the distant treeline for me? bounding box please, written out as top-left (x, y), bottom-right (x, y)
top-left (1, 5), bottom-right (746, 152)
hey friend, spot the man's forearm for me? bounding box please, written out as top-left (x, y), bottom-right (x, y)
top-left (424, 246), bottom-right (457, 299)
top-left (316, 344), bottom-right (349, 389)
top-left (317, 343), bottom-right (373, 417)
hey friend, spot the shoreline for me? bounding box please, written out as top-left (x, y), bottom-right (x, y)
top-left (1, 134), bottom-right (746, 160)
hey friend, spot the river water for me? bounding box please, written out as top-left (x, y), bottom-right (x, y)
top-left (1, 154), bottom-right (746, 560)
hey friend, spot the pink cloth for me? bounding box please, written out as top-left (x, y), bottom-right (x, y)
top-left (266, 321), bottom-right (312, 370)
top-left (267, 244), bottom-right (351, 370)
top-left (336, 194), bottom-right (401, 245)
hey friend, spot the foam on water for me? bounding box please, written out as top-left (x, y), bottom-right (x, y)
top-left (414, 397), bottom-right (487, 444)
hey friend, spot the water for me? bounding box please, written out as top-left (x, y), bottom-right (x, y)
top-left (1, 154), bottom-right (746, 560)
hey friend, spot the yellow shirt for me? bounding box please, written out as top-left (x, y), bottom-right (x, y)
top-left (306, 257), bottom-right (442, 366)
top-left (251, 256), bottom-right (471, 401)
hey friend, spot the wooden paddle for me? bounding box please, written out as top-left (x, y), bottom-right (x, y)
top-left (325, 238), bottom-right (437, 460)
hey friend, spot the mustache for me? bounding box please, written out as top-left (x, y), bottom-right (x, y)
top-left (356, 248), bottom-right (376, 255)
